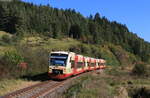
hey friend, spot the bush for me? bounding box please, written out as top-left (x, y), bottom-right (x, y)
top-left (99, 46), bottom-right (120, 66)
top-left (109, 45), bottom-right (139, 66)
top-left (0, 51), bottom-right (24, 78)
top-left (3, 51), bottom-right (24, 66)
top-left (16, 45), bottom-right (48, 75)
top-left (0, 45), bottom-right (49, 79)
top-left (1, 35), bottom-right (11, 44)
top-left (128, 87), bottom-right (150, 98)
top-left (132, 63), bottom-right (148, 76)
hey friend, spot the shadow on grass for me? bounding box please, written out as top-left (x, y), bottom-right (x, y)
top-left (21, 72), bottom-right (51, 81)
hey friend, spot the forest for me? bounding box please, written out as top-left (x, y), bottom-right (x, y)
top-left (0, 0), bottom-right (150, 63)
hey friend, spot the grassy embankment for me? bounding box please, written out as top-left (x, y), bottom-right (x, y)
top-left (63, 65), bottom-right (150, 98)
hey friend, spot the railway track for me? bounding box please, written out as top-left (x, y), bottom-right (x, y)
top-left (2, 72), bottom-right (91, 98)
top-left (2, 70), bottom-right (104, 98)
top-left (2, 80), bottom-right (60, 98)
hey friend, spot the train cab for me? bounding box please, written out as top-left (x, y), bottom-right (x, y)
top-left (48, 51), bottom-right (74, 79)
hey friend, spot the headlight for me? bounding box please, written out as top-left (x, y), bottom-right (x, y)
top-left (49, 67), bottom-right (52, 72)
top-left (63, 69), bottom-right (66, 73)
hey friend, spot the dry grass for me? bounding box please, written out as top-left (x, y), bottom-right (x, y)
top-left (44, 38), bottom-right (80, 50)
top-left (64, 66), bottom-right (150, 98)
top-left (0, 31), bottom-right (15, 55)
top-left (0, 79), bottom-right (40, 96)
top-left (21, 37), bottom-right (43, 45)
top-left (0, 46), bottom-right (15, 56)
top-left (0, 31), bottom-right (12, 38)
top-left (64, 71), bottom-right (116, 98)
top-left (20, 36), bottom-right (80, 51)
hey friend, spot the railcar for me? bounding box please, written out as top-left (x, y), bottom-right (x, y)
top-left (48, 51), bottom-right (106, 79)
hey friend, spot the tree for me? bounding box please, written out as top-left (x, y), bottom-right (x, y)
top-left (69, 24), bottom-right (82, 39)
top-left (94, 13), bottom-right (101, 22)
top-left (0, 4), bottom-right (20, 34)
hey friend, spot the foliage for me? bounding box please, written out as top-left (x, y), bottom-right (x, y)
top-left (132, 63), bottom-right (148, 76)
top-left (1, 34), bottom-right (11, 44)
top-left (68, 43), bottom-right (120, 66)
top-left (16, 45), bottom-right (48, 75)
top-left (3, 51), bottom-right (24, 66)
top-left (128, 87), bottom-right (150, 98)
top-left (0, 44), bottom-right (48, 79)
top-left (99, 46), bottom-right (120, 66)
top-left (109, 45), bottom-right (138, 66)
top-left (0, 51), bottom-right (24, 78)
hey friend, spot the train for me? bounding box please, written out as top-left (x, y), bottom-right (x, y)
top-left (48, 51), bottom-right (106, 79)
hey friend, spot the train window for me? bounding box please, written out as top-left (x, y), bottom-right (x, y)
top-left (87, 62), bottom-right (90, 66)
top-left (50, 58), bottom-right (67, 66)
top-left (84, 62), bottom-right (87, 66)
top-left (100, 63), bottom-right (104, 65)
top-left (77, 62), bottom-right (83, 68)
top-left (91, 63), bottom-right (95, 67)
top-left (50, 53), bottom-right (68, 66)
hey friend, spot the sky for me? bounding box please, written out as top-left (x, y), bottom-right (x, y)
top-left (22, 0), bottom-right (150, 42)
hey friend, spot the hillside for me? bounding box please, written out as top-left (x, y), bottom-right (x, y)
top-left (0, 33), bottom-right (146, 81)
top-left (0, 0), bottom-right (150, 64)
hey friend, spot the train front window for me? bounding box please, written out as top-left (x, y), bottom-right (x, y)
top-left (50, 53), bottom-right (68, 66)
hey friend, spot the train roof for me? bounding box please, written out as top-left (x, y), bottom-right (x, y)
top-left (50, 51), bottom-right (106, 62)
top-left (51, 51), bottom-right (68, 54)
top-left (51, 51), bottom-right (75, 55)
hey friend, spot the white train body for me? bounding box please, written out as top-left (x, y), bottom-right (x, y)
top-left (48, 51), bottom-right (106, 79)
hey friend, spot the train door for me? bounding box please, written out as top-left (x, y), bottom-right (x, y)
top-left (82, 57), bottom-right (85, 72)
top-left (84, 57), bottom-right (88, 71)
top-left (89, 58), bottom-right (91, 70)
top-left (69, 55), bottom-right (78, 75)
top-left (94, 59), bottom-right (96, 70)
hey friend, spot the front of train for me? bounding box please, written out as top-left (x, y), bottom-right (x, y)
top-left (48, 51), bottom-right (72, 79)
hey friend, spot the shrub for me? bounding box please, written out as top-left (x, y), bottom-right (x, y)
top-left (3, 51), bottom-right (24, 66)
top-left (0, 51), bottom-right (24, 78)
top-left (109, 45), bottom-right (138, 66)
top-left (132, 63), bottom-right (148, 76)
top-left (99, 46), bottom-right (120, 66)
top-left (128, 87), bottom-right (150, 98)
top-left (0, 45), bottom-right (49, 79)
top-left (16, 45), bottom-right (48, 75)
top-left (1, 35), bottom-right (11, 44)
